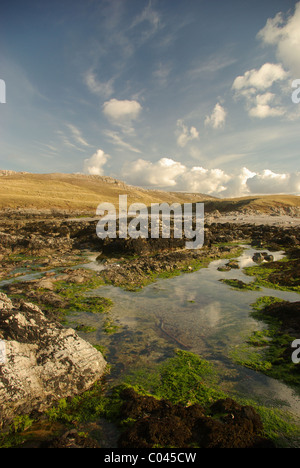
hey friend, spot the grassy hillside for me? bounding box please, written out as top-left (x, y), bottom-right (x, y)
top-left (204, 195), bottom-right (300, 214)
top-left (0, 172), bottom-right (214, 213)
top-left (0, 171), bottom-right (298, 215)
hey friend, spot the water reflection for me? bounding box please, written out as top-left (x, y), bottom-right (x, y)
top-left (78, 246), bottom-right (300, 417)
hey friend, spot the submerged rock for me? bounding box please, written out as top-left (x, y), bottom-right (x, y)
top-left (0, 292), bottom-right (106, 428)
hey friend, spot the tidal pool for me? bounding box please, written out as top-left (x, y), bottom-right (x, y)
top-left (76, 245), bottom-right (300, 419)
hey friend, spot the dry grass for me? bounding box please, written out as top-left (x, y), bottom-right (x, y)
top-left (203, 194), bottom-right (300, 213)
top-left (0, 172), bottom-right (298, 214)
top-left (0, 172), bottom-right (214, 212)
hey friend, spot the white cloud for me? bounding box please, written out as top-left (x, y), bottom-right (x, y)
top-left (122, 157), bottom-right (186, 187)
top-left (103, 129), bottom-right (142, 154)
top-left (232, 63), bottom-right (289, 119)
top-left (83, 149), bottom-right (110, 175)
top-left (121, 157), bottom-right (300, 197)
top-left (248, 92), bottom-right (286, 119)
top-left (176, 119), bottom-right (199, 147)
top-left (204, 103), bottom-right (227, 129)
top-left (66, 124), bottom-right (91, 147)
top-left (221, 167), bottom-right (256, 197)
top-left (179, 167), bottom-right (230, 195)
top-left (84, 70), bottom-right (114, 98)
top-left (102, 98), bottom-right (142, 129)
top-left (130, 1), bottom-right (162, 41)
top-left (232, 63), bottom-right (288, 92)
top-left (257, 2), bottom-right (300, 76)
top-left (246, 169), bottom-right (300, 194)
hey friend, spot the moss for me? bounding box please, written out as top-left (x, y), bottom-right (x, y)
top-left (230, 297), bottom-right (300, 388)
top-left (75, 324), bottom-right (97, 333)
top-left (122, 350), bottom-right (226, 408)
top-left (0, 414), bottom-right (34, 448)
top-left (244, 256), bottom-right (300, 293)
top-left (102, 246), bottom-right (245, 291)
top-left (103, 316), bottom-right (120, 334)
top-left (220, 278), bottom-right (261, 291)
top-left (46, 380), bottom-right (107, 426)
top-left (3, 350), bottom-right (299, 448)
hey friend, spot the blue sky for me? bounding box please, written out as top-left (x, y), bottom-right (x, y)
top-left (0, 0), bottom-right (299, 197)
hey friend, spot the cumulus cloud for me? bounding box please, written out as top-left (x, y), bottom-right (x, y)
top-left (122, 157), bottom-right (186, 187)
top-left (204, 103), bottom-right (227, 129)
top-left (102, 98), bottom-right (142, 126)
top-left (121, 157), bottom-right (300, 197)
top-left (232, 63), bottom-right (288, 118)
top-left (83, 149), bottom-right (110, 175)
top-left (176, 119), bottom-right (199, 147)
top-left (248, 92), bottom-right (285, 118)
top-left (179, 167), bottom-right (230, 195)
top-left (257, 2), bottom-right (300, 76)
top-left (247, 169), bottom-right (300, 194)
top-left (232, 63), bottom-right (288, 92)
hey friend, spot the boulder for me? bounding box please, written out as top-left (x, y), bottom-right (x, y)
top-left (0, 293), bottom-right (106, 427)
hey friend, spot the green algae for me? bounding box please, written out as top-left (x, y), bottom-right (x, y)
top-left (230, 296), bottom-right (300, 389)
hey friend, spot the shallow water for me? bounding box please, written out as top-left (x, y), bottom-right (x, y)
top-left (1, 245), bottom-right (299, 423)
top-left (78, 246), bottom-right (300, 419)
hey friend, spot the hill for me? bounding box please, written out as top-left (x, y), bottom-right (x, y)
top-left (0, 171), bottom-right (215, 213)
top-left (204, 194), bottom-right (300, 215)
top-left (0, 171), bottom-right (298, 217)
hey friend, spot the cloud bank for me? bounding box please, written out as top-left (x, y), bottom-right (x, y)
top-left (121, 157), bottom-right (300, 197)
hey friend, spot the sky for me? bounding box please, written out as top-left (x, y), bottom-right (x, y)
top-left (0, 0), bottom-right (300, 198)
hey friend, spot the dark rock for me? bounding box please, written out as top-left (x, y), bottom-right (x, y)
top-left (117, 389), bottom-right (275, 449)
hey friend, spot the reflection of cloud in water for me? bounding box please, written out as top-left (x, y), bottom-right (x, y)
top-left (238, 256), bottom-right (256, 268)
top-left (200, 301), bottom-right (222, 328)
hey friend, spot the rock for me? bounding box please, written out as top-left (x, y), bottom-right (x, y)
top-left (217, 265), bottom-right (231, 272)
top-left (0, 293), bottom-right (106, 428)
top-left (252, 252), bottom-right (264, 263)
top-left (226, 260), bottom-right (240, 269)
top-left (117, 389), bottom-right (275, 449)
top-left (41, 430), bottom-right (100, 448)
top-left (33, 278), bottom-right (54, 290)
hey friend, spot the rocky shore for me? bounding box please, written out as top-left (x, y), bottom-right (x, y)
top-left (0, 292), bottom-right (107, 429)
top-left (0, 210), bottom-right (299, 447)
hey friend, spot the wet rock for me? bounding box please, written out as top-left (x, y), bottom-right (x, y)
top-left (252, 252), bottom-right (264, 263)
top-left (217, 265), bottom-right (231, 272)
top-left (226, 260), bottom-right (239, 269)
top-left (0, 293), bottom-right (107, 428)
top-left (117, 389), bottom-right (275, 449)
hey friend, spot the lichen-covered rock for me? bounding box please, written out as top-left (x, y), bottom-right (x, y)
top-left (0, 293), bottom-right (106, 427)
